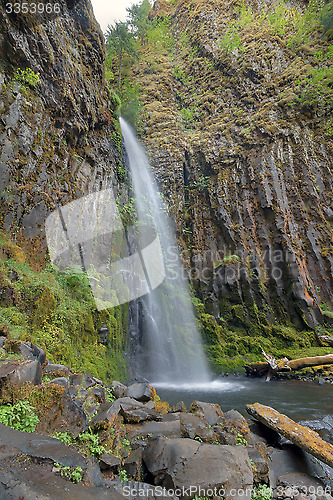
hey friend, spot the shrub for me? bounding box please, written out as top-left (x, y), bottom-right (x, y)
top-left (14, 68), bottom-right (40, 88)
top-left (0, 400), bottom-right (39, 432)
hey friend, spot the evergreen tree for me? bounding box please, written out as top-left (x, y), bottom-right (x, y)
top-left (126, 0), bottom-right (152, 42)
top-left (105, 21), bottom-right (136, 89)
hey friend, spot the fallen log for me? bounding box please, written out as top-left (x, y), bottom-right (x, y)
top-left (245, 353), bottom-right (333, 379)
top-left (246, 402), bottom-right (333, 468)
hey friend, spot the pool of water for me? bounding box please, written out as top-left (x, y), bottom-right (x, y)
top-left (153, 376), bottom-right (333, 422)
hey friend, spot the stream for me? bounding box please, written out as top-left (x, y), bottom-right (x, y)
top-left (154, 377), bottom-right (333, 422)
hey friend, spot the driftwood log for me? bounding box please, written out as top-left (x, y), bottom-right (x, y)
top-left (245, 351), bottom-right (333, 380)
top-left (246, 403), bottom-right (333, 468)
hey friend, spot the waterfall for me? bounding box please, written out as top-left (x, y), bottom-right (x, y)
top-left (120, 118), bottom-right (210, 385)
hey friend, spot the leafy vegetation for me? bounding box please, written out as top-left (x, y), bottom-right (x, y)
top-left (252, 484), bottom-right (273, 500)
top-left (0, 232), bottom-right (128, 383)
top-left (0, 400), bottom-right (39, 432)
top-left (54, 463), bottom-right (84, 483)
top-left (236, 433), bottom-right (248, 446)
top-left (14, 67), bottom-right (40, 88)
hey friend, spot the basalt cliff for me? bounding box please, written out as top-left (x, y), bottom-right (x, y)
top-left (117, 0), bottom-right (333, 367)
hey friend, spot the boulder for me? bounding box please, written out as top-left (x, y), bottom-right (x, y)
top-left (171, 401), bottom-right (186, 413)
top-left (143, 437), bottom-right (253, 499)
top-left (123, 448), bottom-right (143, 480)
top-left (246, 403), bottom-right (333, 468)
top-left (69, 374), bottom-right (97, 389)
top-left (0, 423), bottom-right (123, 499)
top-left (179, 412), bottom-right (215, 443)
top-left (247, 447), bottom-right (270, 483)
top-left (43, 363), bottom-right (70, 376)
top-left (127, 419), bottom-right (182, 440)
top-left (125, 382), bottom-right (152, 402)
top-left (189, 400), bottom-right (223, 425)
top-left (0, 360), bottom-right (42, 399)
top-left (91, 401), bottom-right (121, 427)
top-left (111, 380), bottom-right (127, 399)
top-left (37, 383), bottom-right (88, 437)
top-left (20, 342), bottom-right (46, 364)
top-left (99, 452), bottom-right (121, 470)
top-left (48, 377), bottom-right (69, 389)
top-left (118, 397), bottom-right (161, 424)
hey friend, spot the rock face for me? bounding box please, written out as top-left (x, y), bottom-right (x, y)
top-left (0, 0), bottom-right (123, 263)
top-left (143, 437), bottom-right (253, 499)
top-left (127, 0), bottom-right (333, 342)
top-left (246, 403), bottom-right (333, 468)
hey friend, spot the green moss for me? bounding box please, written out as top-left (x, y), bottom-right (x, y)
top-left (0, 232), bottom-right (128, 383)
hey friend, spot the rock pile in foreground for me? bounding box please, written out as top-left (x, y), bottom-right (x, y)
top-left (0, 338), bottom-right (332, 499)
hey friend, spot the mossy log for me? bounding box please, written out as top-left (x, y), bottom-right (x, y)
top-left (245, 352), bottom-right (333, 379)
top-left (246, 403), bottom-right (333, 468)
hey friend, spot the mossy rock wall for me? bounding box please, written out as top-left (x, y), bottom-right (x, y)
top-left (123, 0), bottom-right (333, 345)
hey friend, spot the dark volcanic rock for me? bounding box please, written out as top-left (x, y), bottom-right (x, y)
top-left (143, 437), bottom-right (253, 499)
top-left (43, 363), bottom-right (70, 376)
top-left (38, 383), bottom-right (88, 437)
top-left (118, 397), bottom-right (162, 424)
top-left (111, 381), bottom-right (127, 399)
top-left (189, 400), bottom-right (223, 425)
top-left (0, 359), bottom-right (42, 395)
top-left (125, 382), bottom-right (152, 402)
top-left (179, 412), bottom-right (215, 443)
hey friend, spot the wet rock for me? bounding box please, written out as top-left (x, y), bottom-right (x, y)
top-left (143, 437), bottom-right (253, 499)
top-left (299, 416), bottom-right (333, 446)
top-left (111, 380), bottom-right (127, 399)
top-left (189, 400), bottom-right (223, 425)
top-left (246, 403), bottom-right (333, 468)
top-left (125, 383), bottom-right (152, 402)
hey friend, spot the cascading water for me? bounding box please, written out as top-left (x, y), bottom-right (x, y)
top-left (120, 118), bottom-right (210, 385)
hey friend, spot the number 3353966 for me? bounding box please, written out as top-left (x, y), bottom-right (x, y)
top-left (5, 3), bottom-right (61, 14)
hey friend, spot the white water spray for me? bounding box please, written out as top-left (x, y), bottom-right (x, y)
top-left (120, 118), bottom-right (210, 384)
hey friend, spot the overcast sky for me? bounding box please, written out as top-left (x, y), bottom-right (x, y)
top-left (90, 0), bottom-right (136, 34)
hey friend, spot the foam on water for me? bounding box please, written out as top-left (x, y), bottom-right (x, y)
top-left (152, 379), bottom-right (246, 392)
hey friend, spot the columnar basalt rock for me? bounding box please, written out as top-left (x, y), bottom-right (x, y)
top-left (128, 0), bottom-right (333, 335)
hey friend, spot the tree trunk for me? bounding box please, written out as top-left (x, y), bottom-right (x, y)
top-left (118, 55), bottom-right (122, 90)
